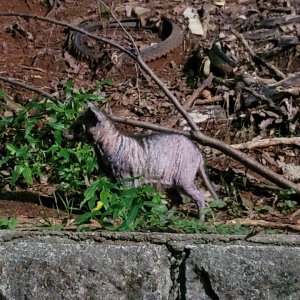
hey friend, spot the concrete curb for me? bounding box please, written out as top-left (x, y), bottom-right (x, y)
top-left (0, 231), bottom-right (299, 299)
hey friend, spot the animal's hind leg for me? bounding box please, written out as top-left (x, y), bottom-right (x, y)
top-left (198, 158), bottom-right (218, 199)
top-left (182, 184), bottom-right (206, 221)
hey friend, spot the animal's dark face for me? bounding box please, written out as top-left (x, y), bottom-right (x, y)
top-left (63, 102), bottom-right (106, 142)
top-left (63, 110), bottom-right (95, 142)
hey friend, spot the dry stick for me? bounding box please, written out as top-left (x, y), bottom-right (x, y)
top-left (1, 13), bottom-right (300, 196)
top-left (232, 29), bottom-right (286, 80)
top-left (0, 75), bottom-right (54, 98)
top-left (94, 3), bottom-right (199, 130)
top-left (2, 76), bottom-right (300, 196)
top-left (232, 137), bottom-right (300, 150)
top-left (183, 73), bottom-right (214, 109)
top-left (112, 116), bottom-right (300, 196)
top-left (136, 56), bottom-right (199, 131)
top-left (45, 0), bottom-right (58, 17)
top-left (243, 87), bottom-right (286, 116)
top-left (195, 95), bottom-right (223, 105)
top-left (97, 0), bottom-right (140, 55)
top-left (0, 12), bottom-right (136, 59)
top-left (227, 218), bottom-right (300, 231)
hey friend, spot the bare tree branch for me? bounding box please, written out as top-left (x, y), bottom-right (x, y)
top-left (1, 12), bottom-right (300, 197)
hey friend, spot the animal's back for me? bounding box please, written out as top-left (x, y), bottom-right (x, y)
top-left (139, 134), bottom-right (201, 186)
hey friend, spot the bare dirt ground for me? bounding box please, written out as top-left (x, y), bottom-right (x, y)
top-left (0, 0), bottom-right (299, 231)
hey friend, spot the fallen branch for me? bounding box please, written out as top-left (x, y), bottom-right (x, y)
top-left (183, 73), bottom-right (214, 109)
top-left (232, 29), bottom-right (286, 80)
top-left (232, 137), bottom-right (300, 150)
top-left (195, 95), bottom-right (223, 106)
top-left (227, 218), bottom-right (300, 232)
top-left (243, 87), bottom-right (287, 116)
top-left (253, 15), bottom-right (300, 29)
top-left (0, 75), bottom-right (53, 99)
top-left (1, 12), bottom-right (300, 197)
top-left (108, 117), bottom-right (300, 196)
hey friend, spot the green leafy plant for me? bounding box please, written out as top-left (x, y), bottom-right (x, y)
top-left (0, 218), bottom-right (18, 229)
top-left (282, 200), bottom-right (297, 215)
top-left (75, 177), bottom-right (168, 231)
top-left (0, 79), bottom-right (103, 191)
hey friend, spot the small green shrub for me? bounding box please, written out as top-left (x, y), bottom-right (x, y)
top-left (0, 79), bottom-right (103, 191)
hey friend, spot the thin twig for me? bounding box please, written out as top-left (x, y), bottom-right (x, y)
top-left (243, 87), bottom-right (287, 116)
top-left (232, 29), bottom-right (286, 80)
top-left (97, 0), bottom-right (140, 55)
top-left (183, 73), bottom-right (214, 109)
top-left (0, 75), bottom-right (53, 98)
top-left (45, 0), bottom-right (58, 17)
top-left (136, 55), bottom-right (199, 131)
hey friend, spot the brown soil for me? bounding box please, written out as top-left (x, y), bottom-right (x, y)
top-left (0, 0), bottom-right (299, 231)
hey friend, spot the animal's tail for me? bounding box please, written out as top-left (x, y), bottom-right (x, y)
top-left (198, 160), bottom-right (219, 199)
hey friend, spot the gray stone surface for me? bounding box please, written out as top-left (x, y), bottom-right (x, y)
top-left (0, 231), bottom-right (299, 300)
top-left (0, 233), bottom-right (172, 300)
top-left (185, 244), bottom-right (300, 300)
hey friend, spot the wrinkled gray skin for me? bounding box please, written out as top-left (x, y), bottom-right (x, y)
top-left (63, 102), bottom-right (218, 219)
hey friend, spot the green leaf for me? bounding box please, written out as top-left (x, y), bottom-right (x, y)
top-left (123, 196), bottom-right (133, 210)
top-left (25, 121), bottom-right (35, 137)
top-left (86, 156), bottom-right (97, 176)
top-left (45, 121), bottom-right (65, 131)
top-left (6, 143), bottom-right (17, 155)
top-left (48, 144), bottom-right (59, 154)
top-left (0, 156), bottom-right (9, 167)
top-left (120, 205), bottom-right (139, 230)
top-left (76, 212), bottom-right (93, 224)
top-left (16, 147), bottom-right (29, 158)
top-left (209, 199), bottom-right (227, 208)
top-left (84, 181), bottom-right (100, 200)
top-left (22, 166), bottom-right (33, 185)
top-left (88, 197), bottom-right (97, 211)
top-left (0, 218), bottom-right (18, 229)
top-left (12, 165), bottom-right (23, 185)
top-left (121, 188), bottom-right (138, 199)
top-left (58, 148), bottom-right (70, 161)
top-left (100, 189), bottom-right (110, 203)
top-left (0, 89), bottom-right (10, 101)
top-left (54, 130), bottom-right (62, 145)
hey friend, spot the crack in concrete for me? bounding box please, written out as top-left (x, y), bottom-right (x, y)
top-left (195, 265), bottom-right (219, 300)
top-left (166, 244), bottom-right (191, 300)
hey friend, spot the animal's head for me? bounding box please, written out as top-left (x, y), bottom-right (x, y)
top-left (63, 102), bottom-right (109, 142)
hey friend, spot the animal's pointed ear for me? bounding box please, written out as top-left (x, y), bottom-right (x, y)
top-left (86, 101), bottom-right (96, 110)
top-left (86, 101), bottom-right (106, 121)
